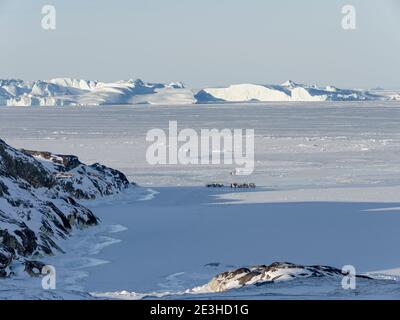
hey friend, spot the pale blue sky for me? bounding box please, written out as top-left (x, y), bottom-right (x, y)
top-left (1, 0), bottom-right (399, 88)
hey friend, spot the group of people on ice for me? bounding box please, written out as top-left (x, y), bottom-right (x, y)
top-left (206, 182), bottom-right (256, 189)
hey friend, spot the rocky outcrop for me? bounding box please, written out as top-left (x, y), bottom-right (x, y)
top-left (0, 139), bottom-right (131, 277)
top-left (200, 262), bottom-right (371, 293)
top-left (23, 149), bottom-right (131, 199)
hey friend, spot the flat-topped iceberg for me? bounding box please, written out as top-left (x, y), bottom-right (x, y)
top-left (195, 80), bottom-right (388, 103)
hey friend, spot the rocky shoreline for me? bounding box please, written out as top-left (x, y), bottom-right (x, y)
top-left (196, 262), bottom-right (372, 293)
top-left (0, 139), bottom-right (132, 277)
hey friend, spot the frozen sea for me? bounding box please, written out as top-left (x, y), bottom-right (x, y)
top-left (2, 102), bottom-right (400, 299)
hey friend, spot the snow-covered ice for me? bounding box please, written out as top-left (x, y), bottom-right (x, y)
top-left (2, 102), bottom-right (400, 299)
top-left (0, 78), bottom-right (397, 106)
top-left (196, 81), bottom-right (384, 103)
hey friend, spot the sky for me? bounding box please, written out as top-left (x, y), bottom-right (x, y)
top-left (1, 0), bottom-right (399, 88)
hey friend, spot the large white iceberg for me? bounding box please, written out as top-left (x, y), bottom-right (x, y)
top-left (0, 78), bottom-right (195, 106)
top-left (195, 80), bottom-right (388, 103)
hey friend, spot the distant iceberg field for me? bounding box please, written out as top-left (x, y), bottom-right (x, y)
top-left (0, 78), bottom-right (397, 106)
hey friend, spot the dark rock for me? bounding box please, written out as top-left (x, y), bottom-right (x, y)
top-left (0, 139), bottom-right (132, 277)
top-left (24, 260), bottom-right (46, 277)
top-left (0, 140), bottom-right (55, 189)
top-left (207, 261), bottom-right (373, 292)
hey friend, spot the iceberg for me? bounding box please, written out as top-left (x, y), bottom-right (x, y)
top-left (0, 78), bottom-right (395, 106)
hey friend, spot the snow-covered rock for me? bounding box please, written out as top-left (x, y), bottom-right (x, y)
top-left (0, 139), bottom-right (131, 277)
top-left (196, 81), bottom-right (384, 103)
top-left (195, 262), bottom-right (371, 293)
